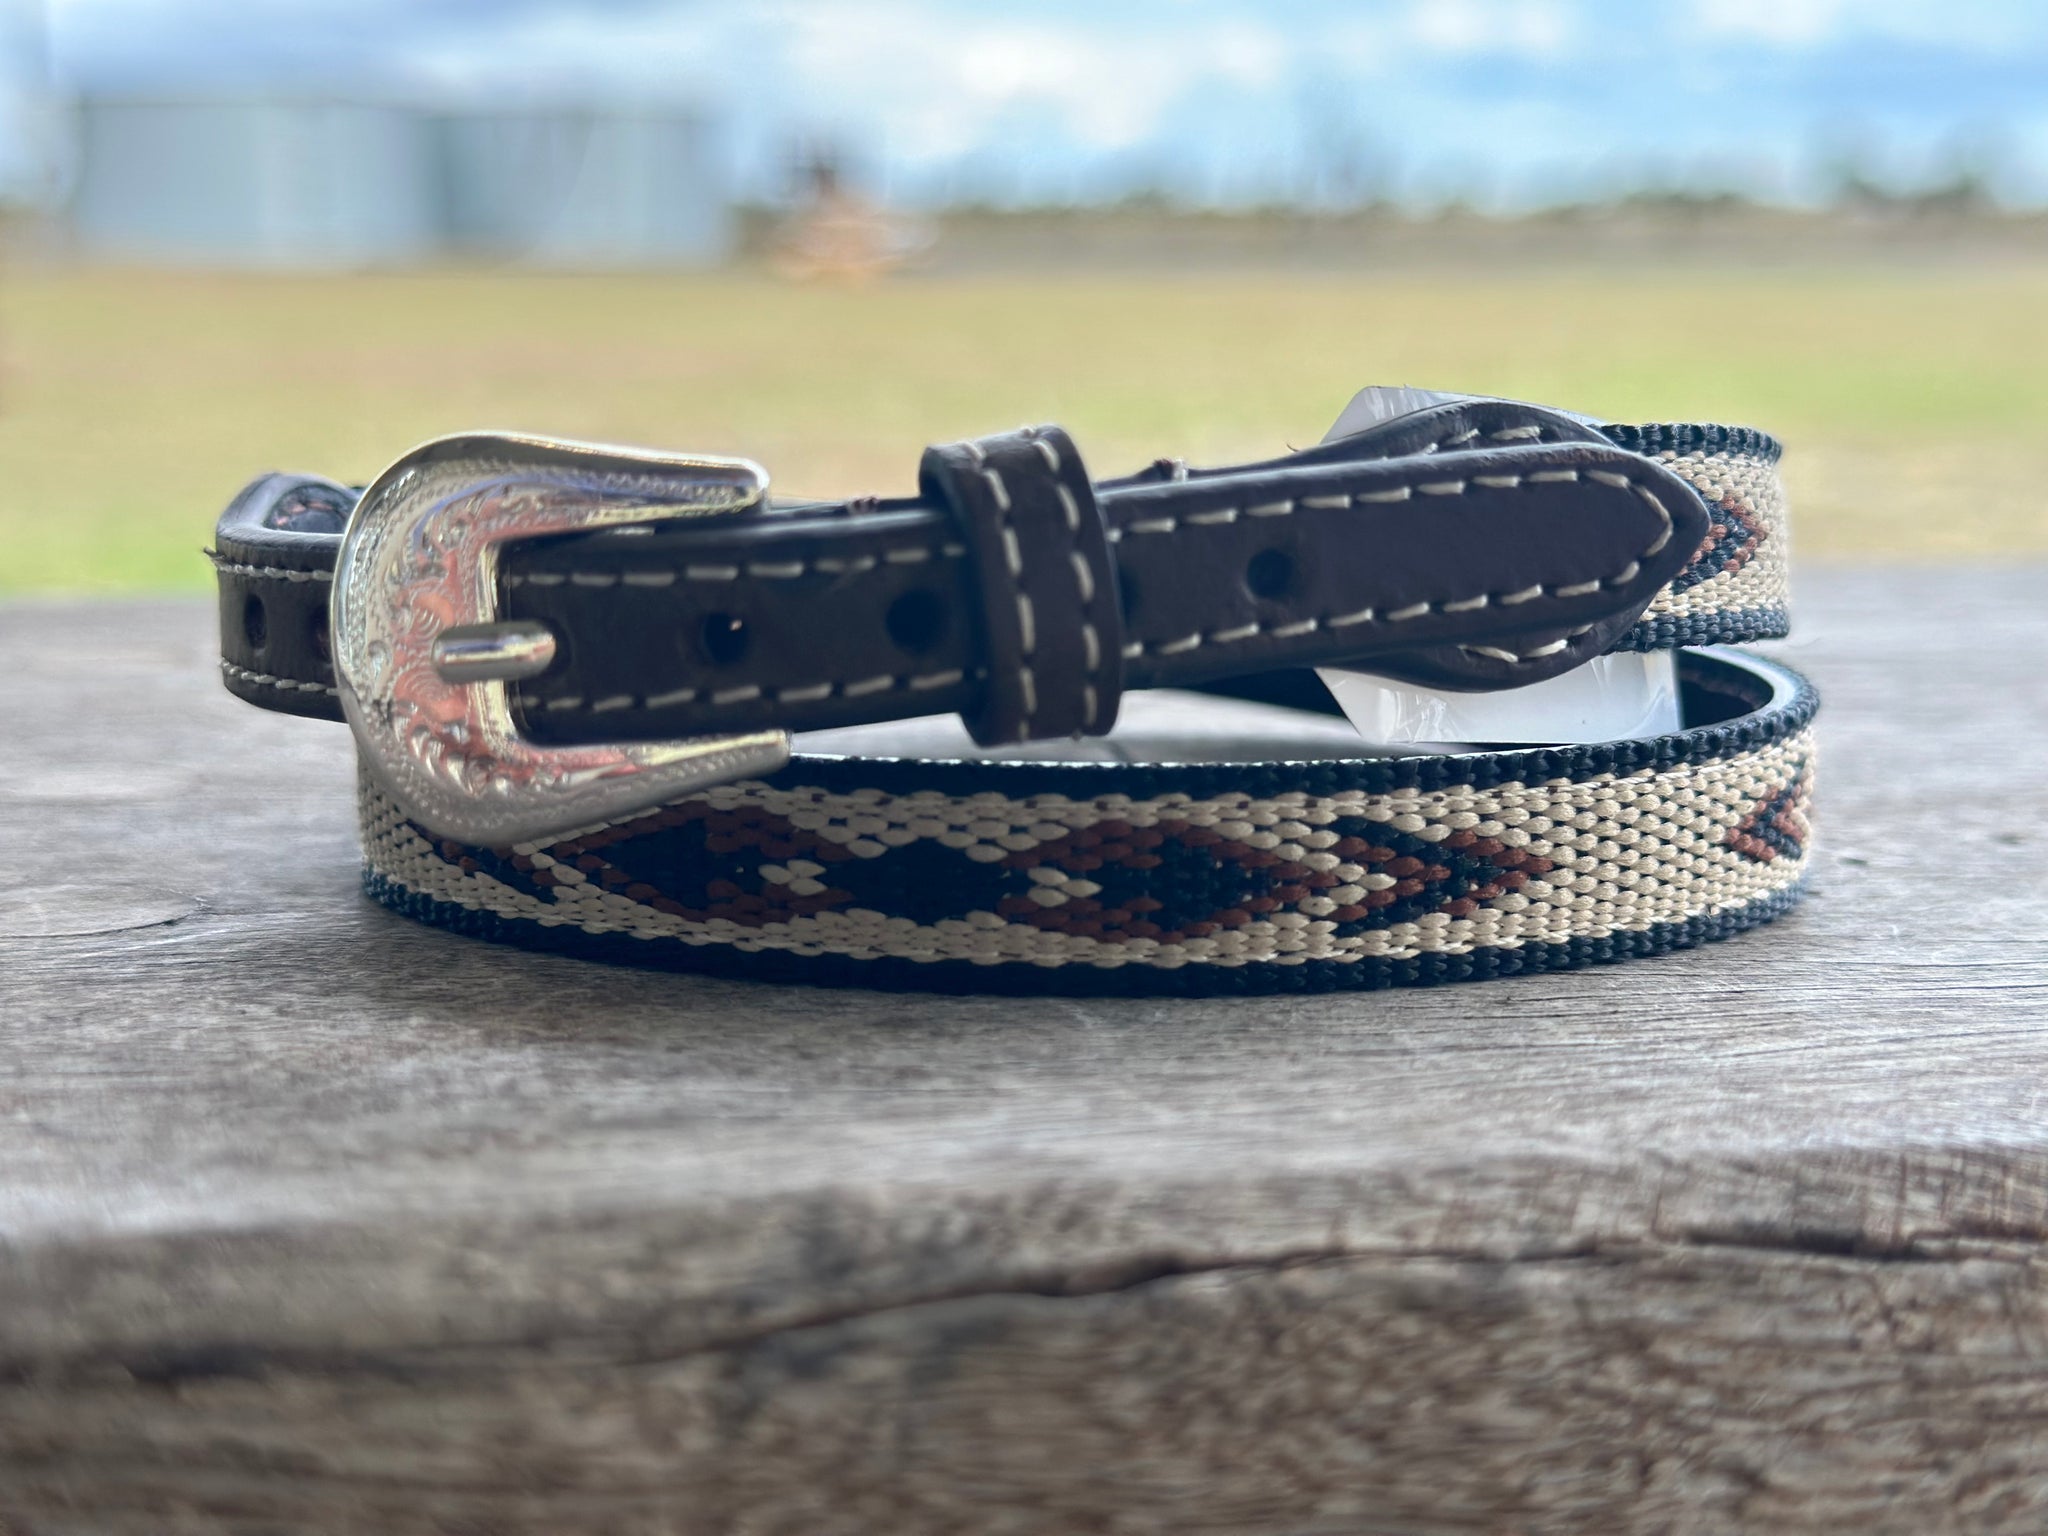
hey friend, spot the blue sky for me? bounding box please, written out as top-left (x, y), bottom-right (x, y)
top-left (24, 0), bottom-right (2048, 207)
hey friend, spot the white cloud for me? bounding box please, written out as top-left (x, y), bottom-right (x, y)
top-left (1689, 0), bottom-right (1850, 46)
top-left (775, 2), bottom-right (1293, 160)
top-left (1690, 0), bottom-right (2038, 49)
top-left (1406, 0), bottom-right (1574, 56)
top-left (35, 0), bottom-right (2048, 208)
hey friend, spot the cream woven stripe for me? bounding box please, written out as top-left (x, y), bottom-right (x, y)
top-left (359, 728), bottom-right (1813, 973)
top-left (1644, 448), bottom-right (1786, 626)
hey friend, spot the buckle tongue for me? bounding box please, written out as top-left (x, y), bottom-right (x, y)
top-left (332, 431), bottom-right (792, 847)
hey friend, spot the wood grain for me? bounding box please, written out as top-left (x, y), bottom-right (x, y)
top-left (2, 569), bottom-right (2045, 1534)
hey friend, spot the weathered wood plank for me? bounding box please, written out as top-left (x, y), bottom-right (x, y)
top-left (2, 568), bottom-right (2045, 1533)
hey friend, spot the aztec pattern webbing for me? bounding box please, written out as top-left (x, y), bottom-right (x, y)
top-left (360, 652), bottom-right (1815, 995)
top-left (1611, 426), bottom-right (1786, 651)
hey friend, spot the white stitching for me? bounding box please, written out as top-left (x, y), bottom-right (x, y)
top-left (207, 556), bottom-right (332, 583)
top-left (1117, 467), bottom-right (1625, 539)
top-left (1053, 484), bottom-right (1081, 532)
top-left (1636, 486), bottom-right (1675, 555)
top-left (219, 660), bottom-right (337, 695)
top-left (994, 428), bottom-right (1106, 734)
top-left (1069, 550), bottom-right (1096, 604)
top-left (1116, 465), bottom-right (1674, 660)
top-left (535, 667), bottom-right (985, 715)
top-left (1101, 422), bottom-right (1559, 543)
top-left (1460, 634), bottom-right (1576, 663)
top-left (503, 544), bottom-right (958, 586)
top-left (982, 469), bottom-right (1012, 513)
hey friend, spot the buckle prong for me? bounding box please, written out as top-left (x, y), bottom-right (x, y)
top-left (431, 621), bottom-right (558, 685)
top-left (332, 431), bottom-right (793, 847)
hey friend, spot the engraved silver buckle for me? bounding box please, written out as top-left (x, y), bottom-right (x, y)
top-left (332, 431), bottom-right (792, 846)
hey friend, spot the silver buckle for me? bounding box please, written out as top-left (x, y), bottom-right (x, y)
top-left (332, 431), bottom-right (792, 846)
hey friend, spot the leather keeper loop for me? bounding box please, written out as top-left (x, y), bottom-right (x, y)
top-left (919, 425), bottom-right (1125, 746)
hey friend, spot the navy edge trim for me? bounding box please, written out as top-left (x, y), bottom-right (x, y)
top-left (1618, 605), bottom-right (1789, 654)
top-left (365, 873), bottom-right (1808, 998)
top-left (753, 648), bottom-right (1814, 801)
top-left (1599, 422), bottom-right (1783, 464)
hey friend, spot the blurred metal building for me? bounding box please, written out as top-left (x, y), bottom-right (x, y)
top-left (69, 98), bottom-right (441, 264)
top-left (65, 95), bottom-right (731, 267)
top-left (0, 0), bottom-right (54, 206)
top-left (438, 109), bottom-right (730, 266)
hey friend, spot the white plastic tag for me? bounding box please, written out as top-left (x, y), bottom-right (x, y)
top-left (1318, 651), bottom-right (1681, 751)
top-left (1316, 386), bottom-right (1681, 751)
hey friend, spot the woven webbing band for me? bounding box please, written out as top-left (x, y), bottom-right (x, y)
top-left (1603, 426), bottom-right (1785, 652)
top-left (359, 648), bottom-right (1814, 996)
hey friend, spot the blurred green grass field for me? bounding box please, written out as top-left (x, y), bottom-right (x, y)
top-left (4, 264), bottom-right (2046, 592)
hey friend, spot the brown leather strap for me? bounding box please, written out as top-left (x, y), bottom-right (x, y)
top-left (919, 425), bottom-right (1124, 745)
top-left (212, 400), bottom-right (1767, 747)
